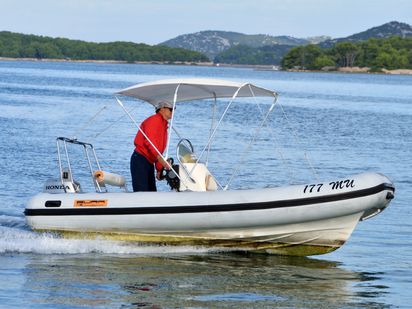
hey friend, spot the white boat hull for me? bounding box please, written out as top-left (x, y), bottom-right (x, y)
top-left (25, 172), bottom-right (394, 256)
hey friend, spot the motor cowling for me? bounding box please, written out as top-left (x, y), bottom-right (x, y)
top-left (43, 179), bottom-right (80, 193)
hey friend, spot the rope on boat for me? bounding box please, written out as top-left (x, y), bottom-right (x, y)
top-left (70, 105), bottom-right (108, 140)
top-left (189, 83), bottom-right (250, 177)
top-left (67, 102), bottom-right (128, 176)
top-left (224, 100), bottom-right (276, 190)
top-left (93, 104), bottom-right (138, 139)
top-left (165, 84), bottom-right (180, 160)
top-left (248, 89), bottom-right (295, 184)
top-left (277, 103), bottom-right (319, 182)
top-left (205, 95), bottom-right (217, 167)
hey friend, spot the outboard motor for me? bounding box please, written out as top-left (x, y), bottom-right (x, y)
top-left (43, 169), bottom-right (81, 193)
top-left (159, 158), bottom-right (180, 191)
top-left (165, 164), bottom-right (180, 191)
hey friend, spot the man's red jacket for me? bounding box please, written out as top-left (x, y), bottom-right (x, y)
top-left (134, 113), bottom-right (168, 172)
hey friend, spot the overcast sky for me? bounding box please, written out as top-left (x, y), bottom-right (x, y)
top-left (1, 0), bottom-right (411, 45)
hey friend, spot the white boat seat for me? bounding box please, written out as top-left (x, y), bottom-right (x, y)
top-left (179, 163), bottom-right (218, 192)
top-left (206, 174), bottom-right (218, 191)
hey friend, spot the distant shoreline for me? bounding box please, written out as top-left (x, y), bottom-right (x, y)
top-left (337, 66), bottom-right (412, 75)
top-left (0, 56), bottom-right (216, 66)
top-left (1, 57), bottom-right (411, 75)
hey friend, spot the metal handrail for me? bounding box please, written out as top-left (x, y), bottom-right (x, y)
top-left (56, 137), bottom-right (105, 193)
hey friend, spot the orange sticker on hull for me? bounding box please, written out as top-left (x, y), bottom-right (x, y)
top-left (74, 200), bottom-right (108, 207)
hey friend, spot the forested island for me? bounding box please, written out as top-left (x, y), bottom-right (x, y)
top-left (213, 36), bottom-right (412, 72)
top-left (1, 26), bottom-right (412, 73)
top-left (160, 21), bottom-right (412, 72)
top-left (0, 31), bottom-right (209, 63)
top-left (281, 36), bottom-right (412, 72)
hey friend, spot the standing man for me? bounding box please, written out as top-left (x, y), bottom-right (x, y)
top-left (131, 101), bottom-right (173, 191)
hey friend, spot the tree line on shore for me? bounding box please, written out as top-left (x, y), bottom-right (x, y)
top-left (1, 31), bottom-right (411, 71)
top-left (214, 44), bottom-right (292, 65)
top-left (0, 31), bottom-right (209, 63)
top-left (213, 36), bottom-right (412, 71)
top-left (281, 36), bottom-right (412, 71)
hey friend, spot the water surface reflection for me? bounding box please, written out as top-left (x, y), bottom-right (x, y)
top-left (20, 252), bottom-right (390, 308)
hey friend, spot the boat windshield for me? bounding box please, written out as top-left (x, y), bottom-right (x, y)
top-left (177, 139), bottom-right (197, 164)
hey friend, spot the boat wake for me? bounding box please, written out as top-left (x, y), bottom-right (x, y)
top-left (0, 218), bottom-right (223, 255)
top-left (0, 214), bottom-right (26, 229)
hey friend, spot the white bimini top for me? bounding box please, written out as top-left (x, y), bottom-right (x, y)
top-left (116, 78), bottom-right (278, 106)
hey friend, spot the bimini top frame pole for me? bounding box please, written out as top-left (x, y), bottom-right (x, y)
top-left (188, 83), bottom-right (249, 176)
top-left (224, 88), bottom-right (279, 190)
top-left (165, 84), bottom-right (180, 160)
top-left (205, 94), bottom-right (217, 167)
top-left (115, 96), bottom-right (190, 189)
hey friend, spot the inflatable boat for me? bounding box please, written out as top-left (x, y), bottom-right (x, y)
top-left (24, 78), bottom-right (395, 256)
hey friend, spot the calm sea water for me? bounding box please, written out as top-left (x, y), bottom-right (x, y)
top-left (0, 60), bottom-right (411, 308)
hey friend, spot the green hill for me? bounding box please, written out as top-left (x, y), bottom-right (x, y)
top-left (0, 31), bottom-right (209, 63)
top-left (282, 36), bottom-right (412, 71)
top-left (214, 44), bottom-right (292, 65)
top-left (159, 30), bottom-right (319, 60)
top-left (320, 21), bottom-right (412, 48)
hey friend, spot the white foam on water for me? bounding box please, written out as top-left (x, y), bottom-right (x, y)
top-left (0, 225), bottom-right (222, 255)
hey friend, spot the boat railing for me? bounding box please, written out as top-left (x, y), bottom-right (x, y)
top-left (56, 137), bottom-right (112, 193)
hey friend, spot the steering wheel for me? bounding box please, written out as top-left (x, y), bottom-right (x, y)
top-left (159, 157), bottom-right (174, 180)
